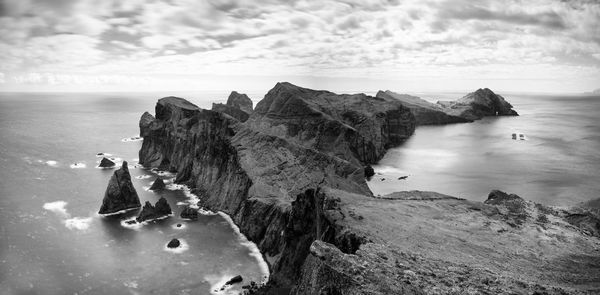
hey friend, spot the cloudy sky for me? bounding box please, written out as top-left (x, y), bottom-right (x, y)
top-left (0, 0), bottom-right (599, 93)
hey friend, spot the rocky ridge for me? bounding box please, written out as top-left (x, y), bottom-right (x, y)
top-left (138, 83), bottom-right (599, 294)
top-left (212, 91), bottom-right (254, 122)
top-left (377, 88), bottom-right (518, 125)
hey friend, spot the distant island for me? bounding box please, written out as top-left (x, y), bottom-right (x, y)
top-left (584, 88), bottom-right (600, 95)
top-left (107, 82), bottom-right (599, 294)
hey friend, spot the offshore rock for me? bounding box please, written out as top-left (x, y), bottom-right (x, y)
top-left (376, 90), bottom-right (471, 125)
top-left (438, 88), bottom-right (518, 121)
top-left (167, 238), bottom-right (180, 248)
top-left (136, 197), bottom-right (172, 223)
top-left (248, 82), bottom-right (416, 165)
top-left (98, 157), bottom-right (116, 168)
top-left (98, 161), bottom-right (141, 214)
top-left (149, 178), bottom-right (165, 190)
top-left (364, 165), bottom-right (375, 178)
top-left (180, 206), bottom-right (199, 220)
top-left (211, 91), bottom-right (253, 122)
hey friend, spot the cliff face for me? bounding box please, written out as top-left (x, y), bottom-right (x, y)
top-left (376, 90), bottom-right (470, 125)
top-left (248, 82), bottom-right (415, 165)
top-left (138, 84), bottom-right (599, 294)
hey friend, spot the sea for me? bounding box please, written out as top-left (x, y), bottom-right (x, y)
top-left (0, 91), bottom-right (599, 294)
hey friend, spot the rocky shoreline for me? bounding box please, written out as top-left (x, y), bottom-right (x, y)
top-left (136, 82), bottom-right (599, 294)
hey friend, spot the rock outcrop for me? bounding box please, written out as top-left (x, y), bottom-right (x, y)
top-left (167, 238), bottom-right (180, 248)
top-left (211, 91), bottom-right (253, 122)
top-left (376, 90), bottom-right (471, 125)
top-left (438, 88), bottom-right (518, 121)
top-left (136, 197), bottom-right (172, 223)
top-left (98, 157), bottom-right (116, 168)
top-left (98, 161), bottom-right (141, 214)
top-left (180, 206), bottom-right (199, 220)
top-left (149, 178), bottom-right (165, 190)
top-left (137, 83), bottom-right (598, 294)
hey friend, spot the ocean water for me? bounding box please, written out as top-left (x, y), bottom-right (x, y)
top-left (368, 93), bottom-right (600, 206)
top-left (0, 92), bottom-right (268, 295)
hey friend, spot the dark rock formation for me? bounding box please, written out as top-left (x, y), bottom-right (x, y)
top-left (225, 275), bottom-right (243, 285)
top-left (364, 165), bottom-right (375, 178)
top-left (180, 206), bottom-right (199, 220)
top-left (211, 91), bottom-right (253, 122)
top-left (99, 157), bottom-right (116, 168)
top-left (149, 178), bottom-right (165, 190)
top-left (376, 90), bottom-right (471, 125)
top-left (98, 161), bottom-right (141, 214)
top-left (167, 238), bottom-right (180, 248)
top-left (137, 84), bottom-right (597, 294)
top-left (438, 88), bottom-right (518, 121)
top-left (136, 197), bottom-right (172, 223)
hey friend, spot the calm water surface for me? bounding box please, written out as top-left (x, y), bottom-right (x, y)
top-left (0, 92), bottom-right (267, 295)
top-left (369, 93), bottom-right (600, 206)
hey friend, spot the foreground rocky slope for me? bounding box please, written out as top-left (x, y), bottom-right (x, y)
top-left (377, 88), bottom-right (518, 125)
top-left (138, 83), bottom-right (599, 294)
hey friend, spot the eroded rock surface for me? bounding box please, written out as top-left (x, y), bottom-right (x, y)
top-left (98, 161), bottom-right (141, 214)
top-left (99, 157), bottom-right (115, 168)
top-left (149, 178), bottom-right (165, 190)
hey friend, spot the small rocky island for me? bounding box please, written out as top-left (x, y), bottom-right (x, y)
top-left (98, 161), bottom-right (141, 214)
top-left (135, 83), bottom-right (600, 294)
top-left (377, 88), bottom-right (518, 125)
top-left (136, 197), bottom-right (172, 223)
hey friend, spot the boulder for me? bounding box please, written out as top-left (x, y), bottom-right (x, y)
top-left (180, 206), bottom-right (199, 220)
top-left (98, 161), bottom-right (141, 214)
top-left (167, 238), bottom-right (180, 248)
top-left (99, 157), bottom-right (116, 168)
top-left (149, 178), bottom-right (166, 190)
top-left (136, 197), bottom-right (172, 223)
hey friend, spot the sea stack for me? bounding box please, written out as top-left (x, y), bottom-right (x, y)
top-left (149, 178), bottom-right (166, 190)
top-left (136, 197), bottom-right (172, 223)
top-left (98, 161), bottom-right (141, 214)
top-left (99, 157), bottom-right (116, 168)
top-left (211, 91), bottom-right (254, 122)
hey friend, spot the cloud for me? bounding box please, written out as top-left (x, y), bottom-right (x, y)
top-left (0, 0), bottom-right (599, 93)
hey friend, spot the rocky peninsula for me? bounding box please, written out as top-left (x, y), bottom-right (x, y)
top-left (377, 88), bottom-right (518, 125)
top-left (137, 83), bottom-right (599, 294)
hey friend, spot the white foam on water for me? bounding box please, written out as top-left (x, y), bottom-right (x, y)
top-left (121, 136), bottom-right (143, 142)
top-left (43, 201), bottom-right (68, 216)
top-left (151, 169), bottom-right (175, 177)
top-left (176, 201), bottom-right (187, 206)
top-left (96, 153), bottom-right (112, 157)
top-left (123, 280), bottom-right (138, 289)
top-left (98, 207), bottom-right (140, 217)
top-left (131, 158), bottom-right (139, 162)
top-left (135, 175), bottom-right (151, 179)
top-left (45, 160), bottom-right (58, 167)
top-left (120, 214), bottom-right (173, 230)
top-left (64, 217), bottom-right (92, 230)
top-left (142, 186), bottom-right (150, 191)
top-left (70, 162), bottom-right (87, 169)
top-left (163, 238), bottom-right (189, 254)
top-left (218, 212), bottom-right (270, 282)
top-left (374, 165), bottom-right (408, 175)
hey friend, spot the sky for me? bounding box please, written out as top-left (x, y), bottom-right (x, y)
top-left (0, 0), bottom-right (599, 94)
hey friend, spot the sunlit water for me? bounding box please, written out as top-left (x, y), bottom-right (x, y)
top-left (368, 93), bottom-right (600, 206)
top-left (0, 92), bottom-right (268, 295)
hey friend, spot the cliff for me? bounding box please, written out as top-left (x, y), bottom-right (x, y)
top-left (375, 90), bottom-right (470, 125)
top-left (138, 83), bottom-right (599, 294)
